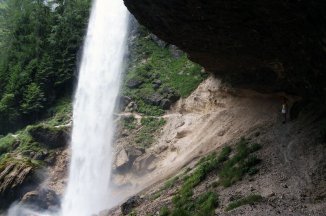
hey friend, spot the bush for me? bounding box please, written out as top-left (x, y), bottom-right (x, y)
top-left (0, 135), bottom-right (16, 155)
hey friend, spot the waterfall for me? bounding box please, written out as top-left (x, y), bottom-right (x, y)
top-left (61, 0), bottom-right (129, 215)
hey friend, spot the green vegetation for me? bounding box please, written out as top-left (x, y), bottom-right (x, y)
top-left (0, 134), bottom-right (15, 155)
top-left (0, 0), bottom-right (91, 134)
top-left (135, 117), bottom-right (166, 148)
top-left (219, 139), bottom-right (262, 187)
top-left (163, 176), bottom-right (179, 190)
top-left (155, 139), bottom-right (261, 215)
top-left (123, 27), bottom-right (207, 116)
top-left (159, 207), bottom-right (170, 216)
top-left (122, 115), bottom-right (137, 130)
top-left (225, 194), bottom-right (263, 211)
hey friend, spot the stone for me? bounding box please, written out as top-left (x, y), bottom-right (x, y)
top-left (160, 99), bottom-right (171, 110)
top-left (20, 189), bottom-right (60, 210)
top-left (115, 149), bottom-right (129, 169)
top-left (125, 101), bottom-right (138, 112)
top-left (120, 195), bottom-right (143, 215)
top-left (126, 146), bottom-right (144, 161)
top-left (152, 80), bottom-right (162, 89)
top-left (144, 93), bottom-right (163, 106)
top-left (169, 45), bottom-right (183, 58)
top-left (118, 95), bottom-right (132, 110)
top-left (126, 79), bottom-right (143, 88)
top-left (132, 154), bottom-right (157, 173)
top-left (149, 34), bottom-right (167, 48)
top-left (28, 125), bottom-right (70, 149)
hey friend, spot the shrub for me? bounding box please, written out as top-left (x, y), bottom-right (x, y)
top-left (0, 134), bottom-right (16, 155)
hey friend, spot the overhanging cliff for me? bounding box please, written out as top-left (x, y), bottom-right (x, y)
top-left (124, 0), bottom-right (326, 96)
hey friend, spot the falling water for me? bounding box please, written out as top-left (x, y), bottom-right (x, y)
top-left (60, 0), bottom-right (129, 215)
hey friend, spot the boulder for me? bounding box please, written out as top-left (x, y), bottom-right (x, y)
top-left (160, 99), bottom-right (172, 110)
top-left (126, 79), bottom-right (143, 89)
top-left (120, 195), bottom-right (143, 215)
top-left (28, 125), bottom-right (70, 149)
top-left (169, 45), bottom-right (183, 58)
top-left (20, 189), bottom-right (60, 210)
top-left (149, 34), bottom-right (167, 48)
top-left (126, 146), bottom-right (145, 161)
top-left (114, 149), bottom-right (129, 170)
top-left (113, 147), bottom-right (145, 173)
top-left (124, 101), bottom-right (138, 112)
top-left (132, 153), bottom-right (157, 174)
top-left (144, 93), bottom-right (163, 106)
top-left (152, 79), bottom-right (162, 89)
top-left (118, 95), bottom-right (132, 111)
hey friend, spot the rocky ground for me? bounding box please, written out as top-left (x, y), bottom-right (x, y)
top-left (102, 76), bottom-right (326, 215)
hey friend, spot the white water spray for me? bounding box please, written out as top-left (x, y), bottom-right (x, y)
top-left (61, 0), bottom-right (129, 215)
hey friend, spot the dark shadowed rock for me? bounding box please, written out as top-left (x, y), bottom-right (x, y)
top-left (120, 195), bottom-right (143, 215)
top-left (149, 34), bottom-right (167, 48)
top-left (144, 93), bottom-right (163, 106)
top-left (160, 99), bottom-right (172, 110)
top-left (169, 45), bottom-right (183, 58)
top-left (124, 0), bottom-right (326, 97)
top-left (0, 161), bottom-right (37, 209)
top-left (28, 125), bottom-right (70, 149)
top-left (20, 189), bottom-right (60, 210)
top-left (127, 79), bottom-right (143, 89)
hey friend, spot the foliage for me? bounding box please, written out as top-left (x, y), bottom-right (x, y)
top-left (218, 138), bottom-right (262, 187)
top-left (0, 0), bottom-right (90, 134)
top-left (0, 134), bottom-right (15, 155)
top-left (225, 194), bottom-right (263, 211)
top-left (157, 139), bottom-right (262, 215)
top-left (123, 27), bottom-right (206, 116)
top-left (159, 207), bottom-right (170, 216)
top-left (122, 115), bottom-right (137, 130)
top-left (135, 117), bottom-right (166, 148)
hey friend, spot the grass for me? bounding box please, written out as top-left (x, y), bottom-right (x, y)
top-left (122, 27), bottom-right (206, 116)
top-left (167, 147), bottom-right (231, 215)
top-left (159, 207), bottom-right (170, 216)
top-left (135, 117), bottom-right (166, 148)
top-left (225, 194), bottom-right (263, 211)
top-left (122, 115), bottom-right (137, 130)
top-left (163, 176), bottom-right (179, 190)
top-left (218, 138), bottom-right (262, 187)
top-left (153, 139), bottom-right (262, 215)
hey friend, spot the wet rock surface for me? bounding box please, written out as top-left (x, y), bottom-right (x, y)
top-left (120, 195), bottom-right (143, 215)
top-left (20, 189), bottom-right (60, 210)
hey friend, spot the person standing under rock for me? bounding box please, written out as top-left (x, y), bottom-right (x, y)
top-left (282, 98), bottom-right (288, 124)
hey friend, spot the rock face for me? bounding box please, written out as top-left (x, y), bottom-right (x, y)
top-left (0, 161), bottom-right (36, 209)
top-left (124, 0), bottom-right (326, 96)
